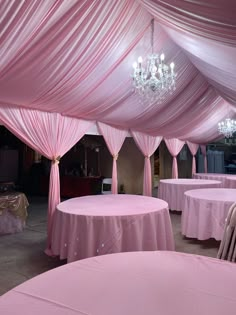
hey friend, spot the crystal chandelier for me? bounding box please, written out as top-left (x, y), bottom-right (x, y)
top-left (131, 19), bottom-right (176, 102)
top-left (218, 118), bottom-right (236, 138)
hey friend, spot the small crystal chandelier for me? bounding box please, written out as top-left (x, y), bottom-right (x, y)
top-left (218, 118), bottom-right (236, 138)
top-left (131, 19), bottom-right (176, 102)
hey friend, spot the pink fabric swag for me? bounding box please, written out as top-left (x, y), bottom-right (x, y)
top-left (132, 131), bottom-right (162, 196)
top-left (0, 106), bottom-right (93, 252)
top-left (0, 0), bottom-right (235, 144)
top-left (98, 122), bottom-right (127, 194)
top-left (165, 138), bottom-right (185, 178)
top-left (200, 145), bottom-right (208, 173)
top-left (186, 141), bottom-right (199, 176)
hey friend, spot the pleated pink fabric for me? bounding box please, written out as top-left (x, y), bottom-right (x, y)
top-left (200, 145), bottom-right (208, 173)
top-left (0, 0), bottom-right (235, 144)
top-left (98, 122), bottom-right (127, 194)
top-left (132, 131), bottom-right (162, 196)
top-left (140, 0), bottom-right (236, 105)
top-left (0, 106), bottom-right (93, 252)
top-left (186, 141), bottom-right (199, 176)
top-left (165, 138), bottom-right (185, 178)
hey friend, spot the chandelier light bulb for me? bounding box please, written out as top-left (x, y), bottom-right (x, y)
top-left (160, 53), bottom-right (165, 61)
top-left (138, 56), bottom-right (143, 63)
top-left (170, 62), bottom-right (175, 70)
top-left (133, 62), bottom-right (137, 69)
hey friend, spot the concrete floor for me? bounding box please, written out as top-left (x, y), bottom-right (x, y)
top-left (0, 195), bottom-right (220, 296)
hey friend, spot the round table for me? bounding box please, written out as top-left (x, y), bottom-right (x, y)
top-left (0, 192), bottom-right (29, 235)
top-left (1, 251), bottom-right (236, 315)
top-left (226, 176), bottom-right (236, 188)
top-left (193, 173), bottom-right (233, 187)
top-left (158, 179), bottom-right (221, 211)
top-left (51, 194), bottom-right (174, 262)
top-left (181, 188), bottom-right (236, 240)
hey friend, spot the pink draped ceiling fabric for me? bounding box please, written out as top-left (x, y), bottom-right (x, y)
top-left (186, 142), bottom-right (199, 176)
top-left (0, 0), bottom-right (235, 144)
top-left (0, 106), bottom-right (93, 252)
top-left (98, 122), bottom-right (127, 194)
top-left (165, 138), bottom-right (185, 179)
top-left (132, 131), bottom-right (162, 196)
top-left (200, 145), bottom-right (208, 173)
top-left (139, 0), bottom-right (236, 106)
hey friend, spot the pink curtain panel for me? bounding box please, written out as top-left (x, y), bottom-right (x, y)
top-left (132, 131), bottom-right (162, 196)
top-left (98, 122), bottom-right (127, 194)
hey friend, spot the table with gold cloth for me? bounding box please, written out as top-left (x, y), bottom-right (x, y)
top-left (0, 192), bottom-right (29, 235)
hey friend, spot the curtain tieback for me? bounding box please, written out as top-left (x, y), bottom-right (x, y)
top-left (145, 155), bottom-right (150, 159)
top-left (113, 154), bottom-right (118, 161)
top-left (52, 156), bottom-right (61, 164)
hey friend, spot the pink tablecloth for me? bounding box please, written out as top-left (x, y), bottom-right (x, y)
top-left (182, 188), bottom-right (236, 240)
top-left (226, 176), bottom-right (236, 188)
top-left (158, 179), bottom-right (221, 211)
top-left (51, 194), bottom-right (174, 262)
top-left (1, 251), bottom-right (236, 315)
top-left (193, 173), bottom-right (232, 187)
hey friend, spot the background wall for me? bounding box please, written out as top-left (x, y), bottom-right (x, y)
top-left (99, 138), bottom-right (193, 194)
top-left (178, 144), bottom-right (192, 178)
top-left (118, 138), bottom-right (144, 194)
top-left (0, 127), bottom-right (195, 195)
top-left (99, 137), bottom-right (144, 194)
top-left (159, 142), bottom-right (192, 179)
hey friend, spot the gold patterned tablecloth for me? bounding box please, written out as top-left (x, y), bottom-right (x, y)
top-left (0, 192), bottom-right (29, 221)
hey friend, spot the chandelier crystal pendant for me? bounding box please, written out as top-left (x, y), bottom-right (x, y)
top-left (218, 118), bottom-right (236, 138)
top-left (132, 19), bottom-right (176, 102)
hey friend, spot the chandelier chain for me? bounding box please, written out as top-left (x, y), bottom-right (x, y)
top-left (151, 19), bottom-right (154, 55)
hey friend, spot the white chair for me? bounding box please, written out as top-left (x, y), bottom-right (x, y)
top-left (217, 202), bottom-right (236, 262)
top-left (101, 178), bottom-right (112, 194)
